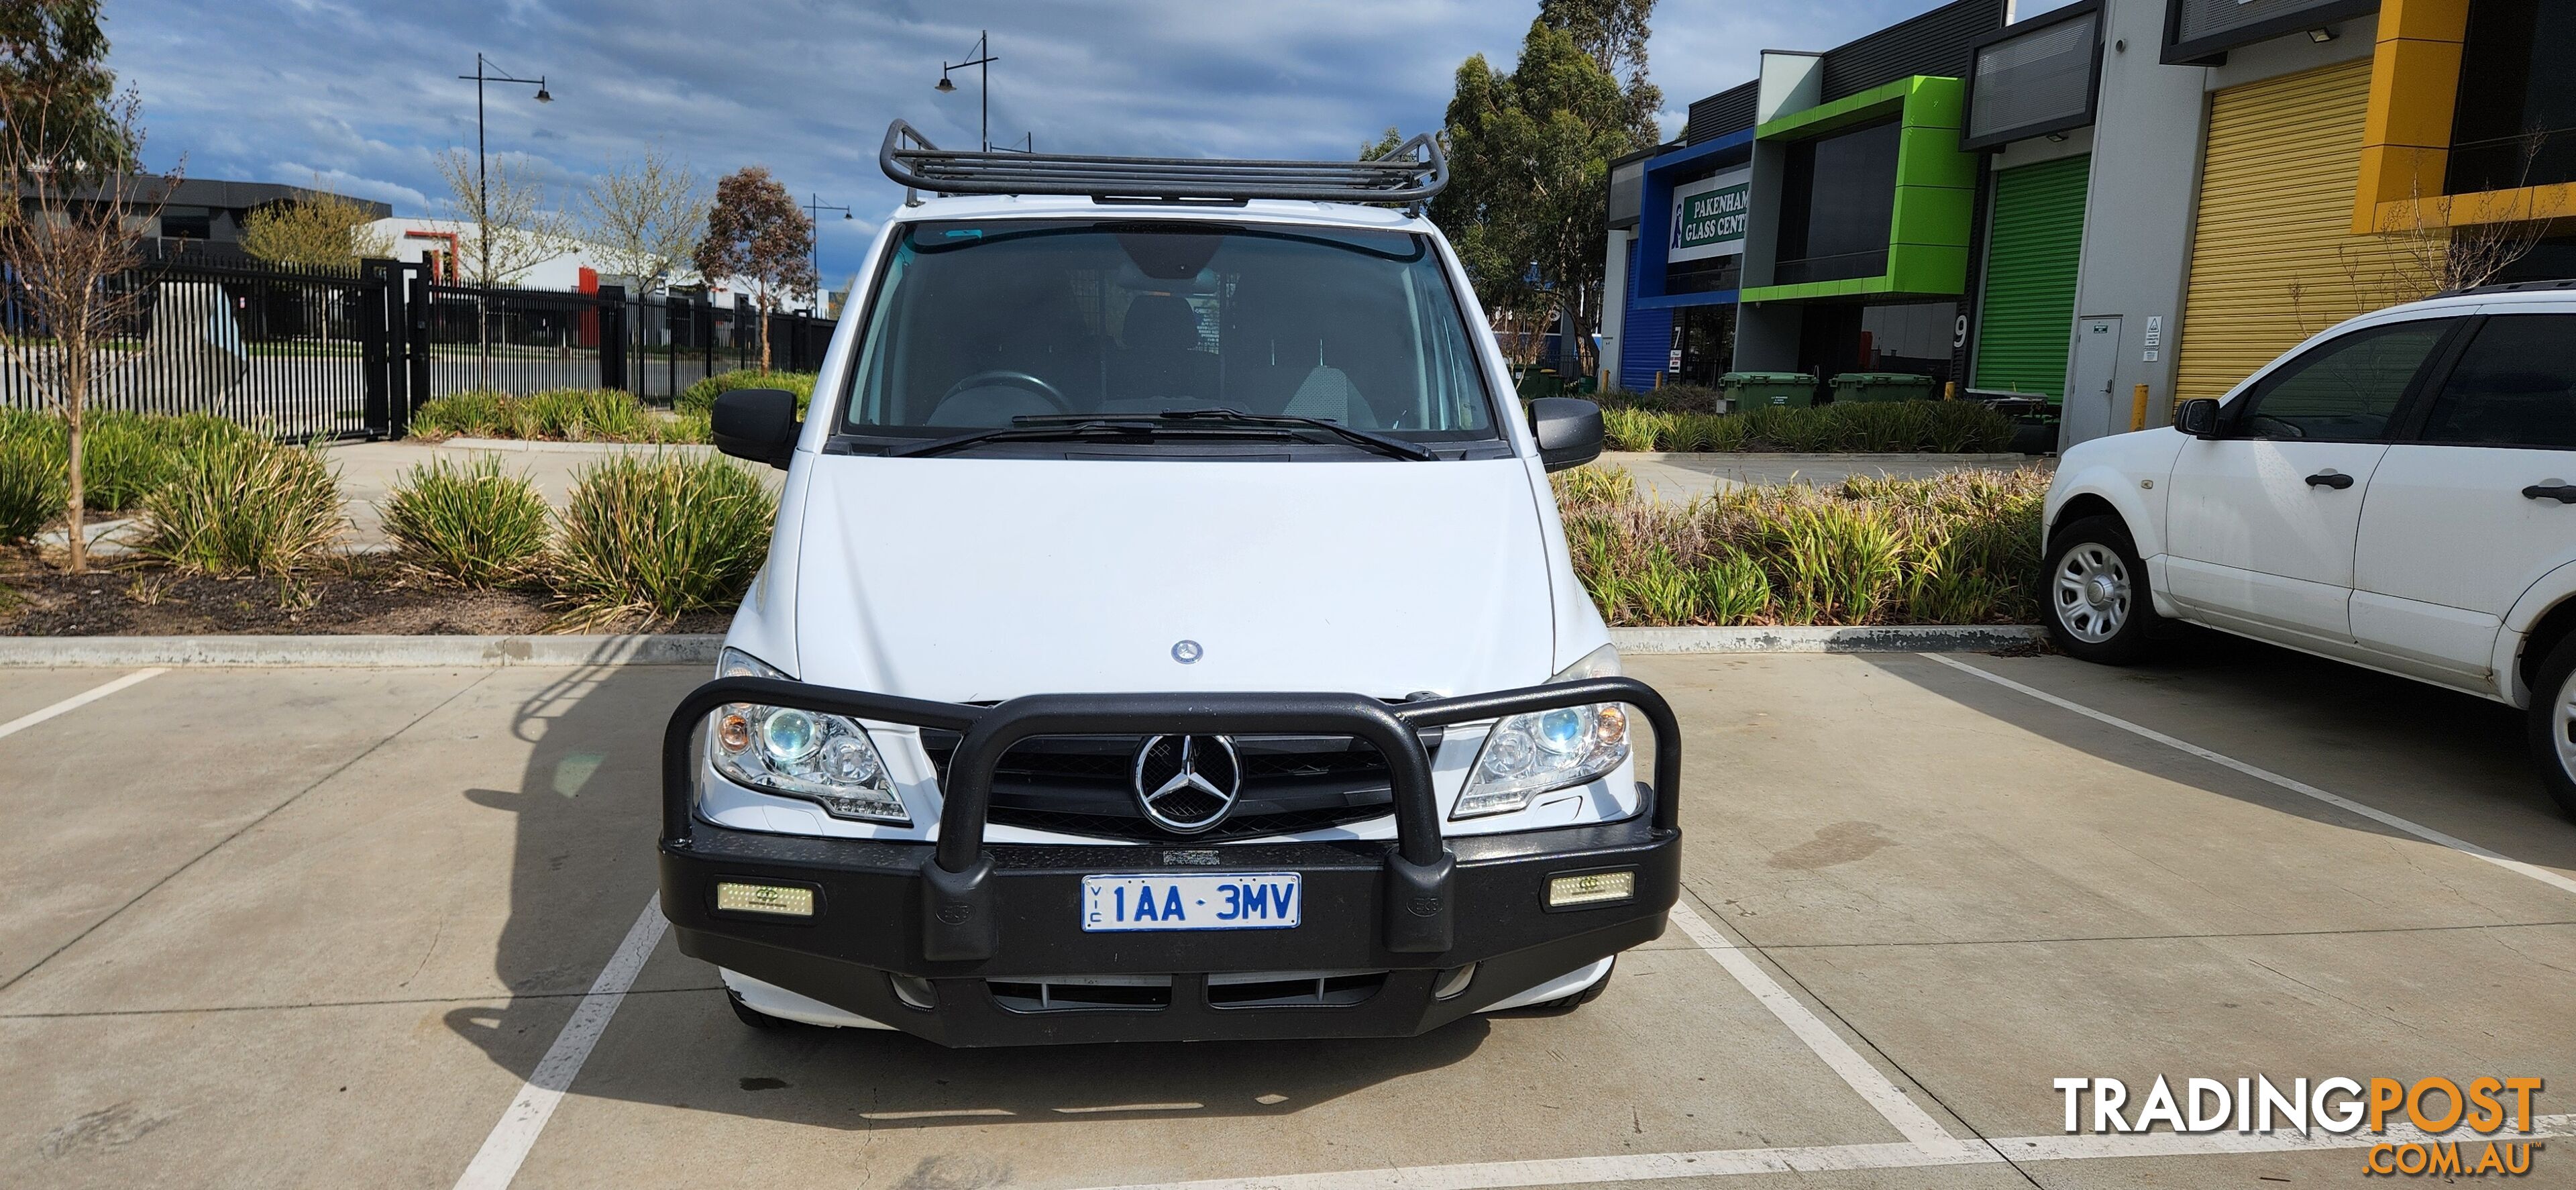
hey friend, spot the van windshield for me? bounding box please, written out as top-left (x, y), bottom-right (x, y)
top-left (837, 220), bottom-right (1498, 443)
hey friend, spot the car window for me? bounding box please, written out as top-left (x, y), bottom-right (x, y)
top-left (2233, 319), bottom-right (2455, 442)
top-left (2417, 314), bottom-right (2576, 449)
top-left (838, 220), bottom-right (1497, 444)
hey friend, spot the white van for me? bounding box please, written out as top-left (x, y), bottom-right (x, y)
top-left (656, 123), bottom-right (1684, 1045)
top-left (2042, 285), bottom-right (2576, 814)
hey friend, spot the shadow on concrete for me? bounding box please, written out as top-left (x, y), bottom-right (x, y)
top-left (1862, 625), bottom-right (2576, 873)
top-left (443, 656), bottom-right (1491, 1128)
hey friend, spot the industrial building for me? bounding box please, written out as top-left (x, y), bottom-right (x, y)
top-left (1602, 0), bottom-right (2576, 449)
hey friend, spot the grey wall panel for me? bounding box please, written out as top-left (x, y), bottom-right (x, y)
top-left (1822, 0), bottom-right (2006, 100)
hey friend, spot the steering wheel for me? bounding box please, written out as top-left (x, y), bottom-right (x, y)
top-left (936, 370), bottom-right (1074, 415)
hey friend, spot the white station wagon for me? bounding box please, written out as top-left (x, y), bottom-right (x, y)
top-left (655, 123), bottom-right (1684, 1045)
top-left (2043, 285), bottom-right (2576, 812)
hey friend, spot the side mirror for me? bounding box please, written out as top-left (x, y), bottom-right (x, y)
top-left (711, 388), bottom-right (801, 469)
top-left (2173, 398), bottom-right (2222, 439)
top-left (1529, 396), bottom-right (1604, 473)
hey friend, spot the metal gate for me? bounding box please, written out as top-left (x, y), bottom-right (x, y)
top-left (1, 256), bottom-right (836, 440)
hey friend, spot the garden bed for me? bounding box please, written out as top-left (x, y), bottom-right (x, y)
top-left (1597, 398), bottom-right (2021, 453)
top-left (1556, 464), bottom-right (2053, 627)
top-left (0, 553), bottom-right (730, 637)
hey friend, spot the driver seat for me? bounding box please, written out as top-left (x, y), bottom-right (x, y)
top-left (1108, 294), bottom-right (1218, 409)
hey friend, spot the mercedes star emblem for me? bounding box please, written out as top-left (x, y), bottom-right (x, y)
top-left (1171, 639), bottom-right (1203, 663)
top-left (1132, 734), bottom-right (1242, 834)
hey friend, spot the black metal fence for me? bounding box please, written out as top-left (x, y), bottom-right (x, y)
top-left (613, 291), bottom-right (832, 402)
top-left (0, 256), bottom-right (835, 440)
top-left (0, 258), bottom-right (394, 440)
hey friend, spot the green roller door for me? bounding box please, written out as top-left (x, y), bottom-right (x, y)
top-left (1972, 154), bottom-right (2089, 400)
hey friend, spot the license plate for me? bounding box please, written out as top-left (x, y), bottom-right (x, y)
top-left (1081, 872), bottom-right (1301, 932)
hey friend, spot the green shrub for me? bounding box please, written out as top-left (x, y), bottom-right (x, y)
top-left (411, 388), bottom-right (704, 444)
top-left (411, 390), bottom-right (511, 439)
top-left (79, 412), bottom-right (258, 510)
top-left (1552, 464), bottom-right (2052, 627)
top-left (379, 455), bottom-right (551, 586)
top-left (549, 453), bottom-right (773, 627)
top-left (1600, 406), bottom-right (1663, 452)
top-left (138, 437), bottom-right (345, 576)
top-left (676, 369), bottom-right (818, 417)
top-left (1571, 400), bottom-right (2018, 454)
top-left (1597, 384), bottom-right (1723, 415)
top-left (0, 429), bottom-right (64, 543)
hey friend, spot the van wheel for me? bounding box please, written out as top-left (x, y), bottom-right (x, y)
top-left (2528, 636), bottom-right (2576, 820)
top-left (728, 988), bottom-right (796, 1030)
top-left (1523, 960), bottom-right (1615, 1014)
top-left (2044, 516), bottom-right (2160, 665)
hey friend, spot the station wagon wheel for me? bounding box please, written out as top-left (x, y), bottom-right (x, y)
top-left (2042, 515), bottom-right (2160, 665)
top-left (2055, 543), bottom-right (2131, 644)
top-left (2528, 635), bottom-right (2576, 820)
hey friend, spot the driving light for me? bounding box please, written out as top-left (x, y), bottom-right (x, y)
top-left (716, 881), bottom-right (816, 917)
top-left (1547, 870), bottom-right (1635, 908)
top-left (708, 648), bottom-right (909, 824)
top-left (1454, 644), bottom-right (1631, 819)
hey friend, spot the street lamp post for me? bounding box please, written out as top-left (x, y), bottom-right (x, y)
top-left (456, 54), bottom-right (551, 389)
top-left (455, 53), bottom-right (553, 286)
top-left (804, 195), bottom-right (852, 315)
top-left (935, 30), bottom-right (998, 152)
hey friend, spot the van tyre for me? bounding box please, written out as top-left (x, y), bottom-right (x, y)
top-left (2528, 635), bottom-right (2576, 820)
top-left (2044, 516), bottom-right (2160, 665)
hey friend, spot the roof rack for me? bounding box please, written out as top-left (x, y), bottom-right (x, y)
top-left (2437, 278), bottom-right (2576, 299)
top-left (878, 119), bottom-right (1447, 208)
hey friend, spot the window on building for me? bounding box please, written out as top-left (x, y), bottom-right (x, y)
top-left (2418, 315), bottom-right (2576, 449)
top-left (2447, 0), bottom-right (2576, 195)
top-left (1774, 119), bottom-right (1900, 286)
top-left (160, 206), bottom-right (213, 239)
top-left (1965, 9), bottom-right (2098, 149)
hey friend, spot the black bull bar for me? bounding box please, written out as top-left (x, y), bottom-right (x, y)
top-left (662, 676), bottom-right (1680, 961)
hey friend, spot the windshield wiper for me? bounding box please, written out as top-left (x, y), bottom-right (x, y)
top-left (881, 418), bottom-right (1291, 459)
top-left (1125, 408), bottom-right (1438, 461)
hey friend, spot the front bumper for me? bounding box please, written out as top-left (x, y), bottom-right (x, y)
top-left (658, 677), bottom-right (1682, 1046)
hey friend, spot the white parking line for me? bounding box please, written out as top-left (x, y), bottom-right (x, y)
top-left (1665, 899), bottom-right (1957, 1148)
top-left (0, 667), bottom-right (164, 741)
top-left (1060, 1116), bottom-right (2576, 1190)
top-left (1925, 653), bottom-right (2576, 900)
top-left (451, 897), bottom-right (665, 1190)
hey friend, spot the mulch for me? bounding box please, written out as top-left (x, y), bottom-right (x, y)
top-left (0, 550), bottom-right (731, 637)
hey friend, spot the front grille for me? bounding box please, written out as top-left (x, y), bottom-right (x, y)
top-left (987, 975), bottom-right (1173, 1012)
top-left (920, 729), bottom-right (1440, 843)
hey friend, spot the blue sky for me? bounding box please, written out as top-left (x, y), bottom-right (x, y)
top-left (106, 0), bottom-right (1947, 284)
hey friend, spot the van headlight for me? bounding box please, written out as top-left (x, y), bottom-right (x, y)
top-left (707, 648), bottom-right (909, 824)
top-left (1453, 644), bottom-right (1630, 819)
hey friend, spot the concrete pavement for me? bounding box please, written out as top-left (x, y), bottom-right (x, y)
top-left (3, 633), bottom-right (2569, 1187)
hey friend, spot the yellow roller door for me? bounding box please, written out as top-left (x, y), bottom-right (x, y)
top-left (2176, 58), bottom-right (2425, 402)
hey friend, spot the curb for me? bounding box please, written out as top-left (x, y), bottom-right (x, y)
top-left (0, 634), bottom-right (725, 667)
top-left (0, 627), bottom-right (2039, 667)
top-left (1610, 625), bottom-right (2042, 654)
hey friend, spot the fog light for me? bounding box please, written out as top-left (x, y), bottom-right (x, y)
top-left (1546, 870), bottom-right (1635, 908)
top-left (1433, 963), bottom-right (1479, 1000)
top-left (715, 881), bottom-right (815, 917)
